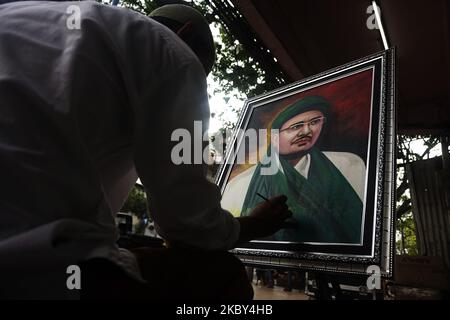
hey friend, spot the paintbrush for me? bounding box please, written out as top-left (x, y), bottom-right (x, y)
top-left (256, 193), bottom-right (298, 229)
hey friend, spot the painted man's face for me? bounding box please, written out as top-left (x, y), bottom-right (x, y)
top-left (277, 110), bottom-right (325, 155)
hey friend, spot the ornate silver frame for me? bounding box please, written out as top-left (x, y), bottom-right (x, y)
top-left (216, 49), bottom-right (396, 277)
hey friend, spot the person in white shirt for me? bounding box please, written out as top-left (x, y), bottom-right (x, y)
top-left (221, 96), bottom-right (366, 244)
top-left (0, 1), bottom-right (291, 299)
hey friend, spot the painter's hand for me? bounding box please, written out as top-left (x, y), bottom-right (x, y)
top-left (236, 195), bottom-right (292, 244)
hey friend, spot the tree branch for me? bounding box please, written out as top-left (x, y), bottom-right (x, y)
top-left (396, 179), bottom-right (410, 202)
top-left (396, 199), bottom-right (412, 219)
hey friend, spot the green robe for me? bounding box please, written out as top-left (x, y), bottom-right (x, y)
top-left (241, 148), bottom-right (363, 243)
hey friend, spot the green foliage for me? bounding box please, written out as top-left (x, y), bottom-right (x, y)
top-left (396, 212), bottom-right (419, 255)
top-left (119, 0), bottom-right (157, 15)
top-left (121, 185), bottom-right (147, 218)
top-left (212, 27), bottom-right (277, 99)
top-left (120, 185), bottom-right (150, 234)
top-left (190, 0), bottom-right (282, 100)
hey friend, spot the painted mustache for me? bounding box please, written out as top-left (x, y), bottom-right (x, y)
top-left (291, 135), bottom-right (312, 145)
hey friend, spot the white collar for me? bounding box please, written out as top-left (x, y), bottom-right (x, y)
top-left (293, 153), bottom-right (311, 179)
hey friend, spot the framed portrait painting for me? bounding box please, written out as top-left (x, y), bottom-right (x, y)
top-left (216, 49), bottom-right (396, 277)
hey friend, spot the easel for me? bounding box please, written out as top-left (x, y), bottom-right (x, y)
top-left (311, 272), bottom-right (381, 300)
top-left (314, 273), bottom-right (343, 300)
